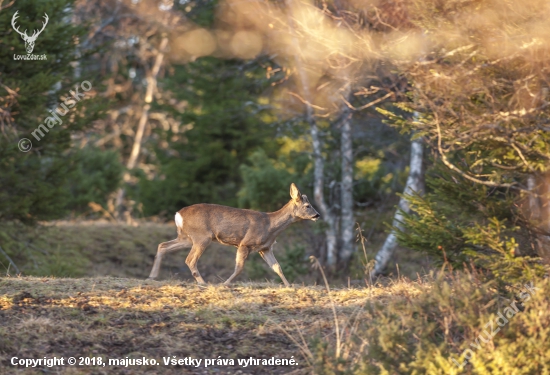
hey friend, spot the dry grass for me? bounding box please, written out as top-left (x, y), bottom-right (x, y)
top-left (0, 275), bottom-right (428, 374)
top-left (0, 220), bottom-right (440, 374)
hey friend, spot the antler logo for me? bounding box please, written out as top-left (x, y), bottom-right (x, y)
top-left (11, 11), bottom-right (49, 54)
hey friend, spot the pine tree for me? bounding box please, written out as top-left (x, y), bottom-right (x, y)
top-left (376, 0), bottom-right (550, 283)
top-left (396, 161), bottom-right (546, 285)
top-left (0, 0), bottom-right (105, 223)
top-left (134, 57), bottom-right (278, 216)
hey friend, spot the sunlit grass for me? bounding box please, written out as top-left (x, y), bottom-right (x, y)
top-left (0, 275), bottom-right (430, 374)
top-left (3, 273), bottom-right (547, 374)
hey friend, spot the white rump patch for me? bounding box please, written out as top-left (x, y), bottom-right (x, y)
top-left (175, 212), bottom-right (183, 229)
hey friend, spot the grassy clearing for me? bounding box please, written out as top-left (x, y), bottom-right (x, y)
top-left (0, 275), bottom-right (426, 375)
top-left (1, 272), bottom-right (549, 374)
top-left (0, 221), bottom-right (256, 282)
top-left (0, 219), bottom-right (434, 286)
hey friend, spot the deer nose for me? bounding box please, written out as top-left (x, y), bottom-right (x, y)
top-left (313, 213), bottom-right (320, 219)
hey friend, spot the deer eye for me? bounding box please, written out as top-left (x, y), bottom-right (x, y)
top-left (305, 204), bottom-right (310, 208)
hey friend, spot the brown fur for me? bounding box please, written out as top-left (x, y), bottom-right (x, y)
top-left (148, 183), bottom-right (320, 286)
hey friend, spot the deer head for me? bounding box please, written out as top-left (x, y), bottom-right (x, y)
top-left (290, 183), bottom-right (321, 221)
top-left (11, 11), bottom-right (49, 54)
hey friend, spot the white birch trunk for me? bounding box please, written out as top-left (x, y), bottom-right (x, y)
top-left (311, 119), bottom-right (339, 266)
top-left (374, 135), bottom-right (423, 275)
top-left (284, 1), bottom-right (339, 265)
top-left (339, 106), bottom-right (355, 264)
top-left (527, 176), bottom-right (539, 220)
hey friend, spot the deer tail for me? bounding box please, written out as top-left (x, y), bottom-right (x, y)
top-left (175, 212), bottom-right (184, 236)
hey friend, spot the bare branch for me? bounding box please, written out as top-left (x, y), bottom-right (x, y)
top-left (341, 91), bottom-right (393, 111)
top-left (288, 91), bottom-right (329, 113)
top-left (434, 114), bottom-right (524, 190)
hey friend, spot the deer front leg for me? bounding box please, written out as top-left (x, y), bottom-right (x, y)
top-left (223, 246), bottom-right (250, 286)
top-left (148, 238), bottom-right (191, 279)
top-left (259, 247), bottom-right (291, 287)
top-left (185, 238), bottom-right (211, 285)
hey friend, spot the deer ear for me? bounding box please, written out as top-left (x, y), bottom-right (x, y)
top-left (290, 183), bottom-right (302, 201)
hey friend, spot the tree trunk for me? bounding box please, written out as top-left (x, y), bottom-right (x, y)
top-left (528, 173), bottom-right (550, 260)
top-left (339, 106), bottom-right (354, 264)
top-left (546, 174), bottom-right (550, 235)
top-left (311, 118), bottom-right (339, 266)
top-left (115, 37), bottom-right (168, 220)
top-left (527, 176), bottom-right (539, 219)
top-left (284, 2), bottom-right (339, 266)
top-left (374, 135), bottom-right (423, 275)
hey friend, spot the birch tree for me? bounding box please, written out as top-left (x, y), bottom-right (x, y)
top-left (283, 0), bottom-right (339, 266)
top-left (380, 0), bottom-right (550, 279)
top-left (217, 0), bottom-right (399, 267)
top-left (332, 0), bottom-right (355, 265)
top-left (339, 105), bottom-right (355, 264)
top-left (374, 135), bottom-right (423, 275)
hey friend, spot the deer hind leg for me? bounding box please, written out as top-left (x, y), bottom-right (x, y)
top-left (223, 246), bottom-right (250, 286)
top-left (185, 238), bottom-right (211, 285)
top-left (148, 238), bottom-right (192, 280)
top-left (259, 247), bottom-right (291, 287)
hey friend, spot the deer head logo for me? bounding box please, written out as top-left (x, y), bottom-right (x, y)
top-left (11, 11), bottom-right (49, 54)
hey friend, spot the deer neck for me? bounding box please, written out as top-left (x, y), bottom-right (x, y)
top-left (267, 201), bottom-right (297, 236)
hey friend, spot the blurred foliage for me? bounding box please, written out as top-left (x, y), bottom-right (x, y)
top-left (63, 147), bottom-right (124, 213)
top-left (350, 110), bottom-right (411, 207)
top-left (0, 0), bottom-right (106, 223)
top-left (354, 155), bottom-right (409, 202)
top-left (174, 0), bottom-right (219, 27)
top-left (134, 57), bottom-right (279, 217)
top-left (239, 146), bottom-right (312, 211)
top-left (277, 243), bottom-right (309, 282)
top-left (312, 271), bottom-right (550, 374)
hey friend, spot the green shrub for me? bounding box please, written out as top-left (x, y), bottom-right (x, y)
top-left (64, 146), bottom-right (123, 213)
top-left (311, 271), bottom-right (550, 375)
top-left (277, 244), bottom-right (309, 282)
top-left (238, 148), bottom-right (311, 212)
top-left (395, 162), bottom-right (545, 287)
top-left (133, 58), bottom-right (278, 217)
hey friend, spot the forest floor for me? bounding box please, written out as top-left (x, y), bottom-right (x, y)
top-left (0, 220), bottom-right (435, 374)
top-left (1, 222), bottom-right (547, 374)
top-left (0, 276), bottom-right (425, 374)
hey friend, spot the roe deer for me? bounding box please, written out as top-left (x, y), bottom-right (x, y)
top-left (148, 183), bottom-right (320, 286)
